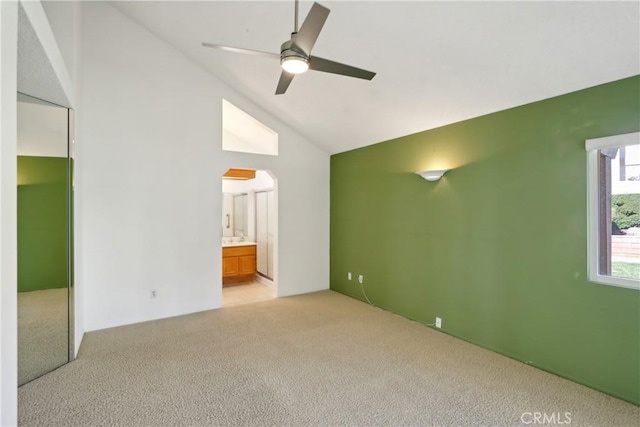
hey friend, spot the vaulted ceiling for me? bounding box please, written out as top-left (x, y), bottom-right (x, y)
top-left (111, 1), bottom-right (639, 154)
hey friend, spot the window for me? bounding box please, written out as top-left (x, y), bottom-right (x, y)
top-left (222, 100), bottom-right (278, 156)
top-left (586, 132), bottom-right (640, 290)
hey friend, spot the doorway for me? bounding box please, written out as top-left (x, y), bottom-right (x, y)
top-left (221, 168), bottom-right (277, 307)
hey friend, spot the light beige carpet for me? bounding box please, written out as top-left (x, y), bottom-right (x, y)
top-left (18, 290), bottom-right (639, 426)
top-left (18, 288), bottom-right (69, 385)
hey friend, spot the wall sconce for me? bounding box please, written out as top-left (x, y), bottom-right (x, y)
top-left (415, 169), bottom-right (449, 182)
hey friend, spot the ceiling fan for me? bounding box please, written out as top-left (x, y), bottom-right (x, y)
top-left (202, 0), bottom-right (376, 95)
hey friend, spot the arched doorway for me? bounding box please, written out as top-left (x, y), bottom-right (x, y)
top-left (221, 168), bottom-right (277, 307)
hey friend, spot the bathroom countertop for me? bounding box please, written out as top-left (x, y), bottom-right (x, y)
top-left (222, 241), bottom-right (257, 248)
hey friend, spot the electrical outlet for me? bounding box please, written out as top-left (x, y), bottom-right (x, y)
top-left (435, 317), bottom-right (442, 328)
top-left (358, 275), bottom-right (364, 284)
top-left (151, 290), bottom-right (157, 299)
top-left (347, 272), bottom-right (352, 280)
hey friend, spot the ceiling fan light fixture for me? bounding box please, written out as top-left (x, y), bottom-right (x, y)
top-left (281, 56), bottom-right (309, 74)
top-left (202, 1), bottom-right (376, 94)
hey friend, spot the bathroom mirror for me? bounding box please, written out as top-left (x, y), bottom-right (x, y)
top-left (17, 92), bottom-right (73, 385)
top-left (222, 192), bottom-right (248, 238)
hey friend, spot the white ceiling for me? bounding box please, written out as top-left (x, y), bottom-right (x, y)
top-left (18, 3), bottom-right (70, 108)
top-left (111, 1), bottom-right (639, 155)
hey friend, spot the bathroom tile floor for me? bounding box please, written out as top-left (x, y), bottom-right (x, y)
top-left (222, 280), bottom-right (275, 307)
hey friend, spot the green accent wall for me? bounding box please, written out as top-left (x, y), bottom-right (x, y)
top-left (330, 76), bottom-right (640, 404)
top-left (18, 156), bottom-right (68, 292)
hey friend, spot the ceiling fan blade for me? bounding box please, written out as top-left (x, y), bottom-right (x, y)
top-left (201, 42), bottom-right (279, 59)
top-left (275, 71), bottom-right (295, 95)
top-left (309, 56), bottom-right (376, 80)
top-left (292, 2), bottom-right (330, 56)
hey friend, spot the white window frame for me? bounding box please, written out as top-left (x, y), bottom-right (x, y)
top-left (586, 132), bottom-right (640, 290)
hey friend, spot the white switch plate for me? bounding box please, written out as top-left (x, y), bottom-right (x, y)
top-left (435, 317), bottom-right (442, 328)
top-left (347, 272), bottom-right (352, 280)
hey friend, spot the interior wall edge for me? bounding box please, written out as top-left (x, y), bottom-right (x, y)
top-left (0, 1), bottom-right (19, 425)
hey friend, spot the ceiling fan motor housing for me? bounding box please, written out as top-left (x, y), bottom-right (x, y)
top-left (280, 38), bottom-right (308, 63)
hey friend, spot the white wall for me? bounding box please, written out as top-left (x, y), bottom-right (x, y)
top-left (80, 2), bottom-right (329, 332)
top-left (41, 1), bottom-right (77, 84)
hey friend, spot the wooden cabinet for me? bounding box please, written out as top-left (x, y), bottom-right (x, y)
top-left (222, 245), bottom-right (256, 286)
top-left (223, 256), bottom-right (239, 277)
top-left (238, 254), bottom-right (256, 275)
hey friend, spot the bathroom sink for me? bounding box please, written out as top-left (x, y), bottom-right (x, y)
top-left (222, 241), bottom-right (256, 247)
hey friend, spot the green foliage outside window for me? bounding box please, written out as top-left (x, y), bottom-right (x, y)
top-left (612, 193), bottom-right (640, 230)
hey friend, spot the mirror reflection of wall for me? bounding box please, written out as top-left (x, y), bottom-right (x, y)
top-left (222, 193), bottom-right (248, 238)
top-left (17, 93), bottom-right (72, 385)
top-left (232, 194), bottom-right (247, 237)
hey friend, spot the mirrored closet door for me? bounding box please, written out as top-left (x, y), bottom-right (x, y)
top-left (17, 93), bottom-right (74, 385)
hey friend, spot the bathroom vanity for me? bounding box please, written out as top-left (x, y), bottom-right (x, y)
top-left (222, 242), bottom-right (257, 286)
